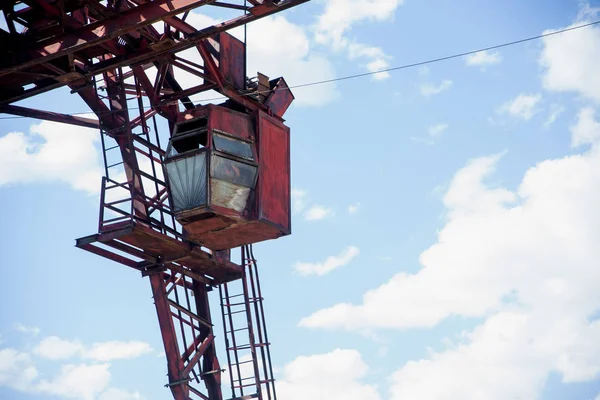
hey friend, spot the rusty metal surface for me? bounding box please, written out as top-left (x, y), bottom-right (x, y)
top-left (0, 0), bottom-right (305, 398)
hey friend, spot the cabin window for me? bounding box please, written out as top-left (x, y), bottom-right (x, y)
top-left (165, 152), bottom-right (208, 212)
top-left (211, 155), bottom-right (257, 188)
top-left (167, 118), bottom-right (208, 158)
top-left (213, 133), bottom-right (254, 160)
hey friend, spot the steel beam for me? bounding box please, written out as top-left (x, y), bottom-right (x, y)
top-left (0, 0), bottom-right (218, 78)
top-left (0, 105), bottom-right (100, 128)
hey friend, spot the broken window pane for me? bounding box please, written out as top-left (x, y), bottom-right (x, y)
top-left (165, 153), bottom-right (208, 212)
top-left (213, 133), bottom-right (254, 160)
top-left (210, 155), bottom-right (257, 188)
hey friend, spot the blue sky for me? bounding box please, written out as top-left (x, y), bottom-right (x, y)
top-left (2, 0), bottom-right (600, 399)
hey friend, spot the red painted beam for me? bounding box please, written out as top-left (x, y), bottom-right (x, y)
top-left (0, 0), bottom-right (218, 78)
top-left (0, 105), bottom-right (100, 129)
top-left (150, 274), bottom-right (189, 400)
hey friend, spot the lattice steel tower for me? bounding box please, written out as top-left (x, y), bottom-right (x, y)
top-left (0, 1), bottom-right (308, 398)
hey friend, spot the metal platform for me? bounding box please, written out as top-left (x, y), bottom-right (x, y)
top-left (76, 220), bottom-right (243, 284)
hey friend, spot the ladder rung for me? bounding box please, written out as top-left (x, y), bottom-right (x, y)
top-left (222, 298), bottom-right (262, 307)
top-left (231, 359), bottom-right (254, 366)
top-left (223, 309), bottom-right (246, 316)
top-left (226, 327), bottom-right (249, 334)
top-left (232, 382), bottom-right (259, 389)
top-left (223, 293), bottom-right (245, 299)
top-left (107, 161), bottom-right (124, 168)
top-left (227, 343), bottom-right (268, 351)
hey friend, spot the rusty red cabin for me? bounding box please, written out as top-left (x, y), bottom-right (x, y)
top-left (164, 101), bottom-right (292, 250)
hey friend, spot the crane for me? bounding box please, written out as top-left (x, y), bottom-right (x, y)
top-left (0, 1), bottom-right (308, 398)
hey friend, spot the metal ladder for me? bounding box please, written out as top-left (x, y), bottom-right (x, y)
top-left (220, 245), bottom-right (277, 400)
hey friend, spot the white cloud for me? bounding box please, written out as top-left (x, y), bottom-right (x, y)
top-left (295, 246), bottom-right (360, 276)
top-left (13, 323), bottom-right (40, 335)
top-left (304, 205), bottom-right (334, 221)
top-left (540, 20), bottom-right (600, 103)
top-left (292, 188), bottom-right (308, 215)
top-left (315, 0), bottom-right (403, 49)
top-left (0, 348), bottom-right (39, 391)
top-left (497, 93), bottom-right (542, 120)
top-left (544, 104), bottom-right (566, 127)
top-left (347, 202), bottom-right (361, 214)
top-left (241, 15), bottom-right (338, 106)
top-left (366, 58), bottom-right (391, 81)
top-left (277, 349), bottom-right (381, 400)
top-left (300, 109), bottom-right (600, 397)
top-left (412, 124), bottom-right (449, 145)
top-left (99, 388), bottom-right (142, 400)
top-left (2, 338), bottom-right (146, 400)
top-left (570, 106), bottom-right (600, 147)
top-left (33, 336), bottom-right (152, 362)
top-left (34, 337), bottom-right (84, 360)
top-left (0, 120), bottom-right (102, 194)
top-left (86, 341), bottom-right (153, 362)
top-left (390, 312), bottom-right (600, 399)
top-left (36, 363), bottom-right (111, 400)
top-left (465, 50), bottom-right (502, 67)
top-left (428, 124), bottom-right (448, 138)
top-left (314, 0), bottom-right (403, 80)
top-left (420, 80), bottom-right (453, 97)
top-left (175, 13), bottom-right (338, 107)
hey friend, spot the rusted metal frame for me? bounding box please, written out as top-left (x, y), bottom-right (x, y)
top-left (98, 177), bottom-right (108, 231)
top-left (158, 82), bottom-right (216, 106)
top-left (170, 311), bottom-right (200, 331)
top-left (171, 273), bottom-right (193, 385)
top-left (193, 280), bottom-right (223, 400)
top-left (182, 333), bottom-right (214, 378)
top-left (222, 282), bottom-right (245, 397)
top-left (2, 0), bottom-right (307, 107)
top-left (133, 144), bottom-right (163, 167)
top-left (211, 1), bottom-right (250, 10)
top-left (249, 245), bottom-right (276, 391)
top-left (168, 299), bottom-right (212, 329)
top-left (173, 56), bottom-right (207, 75)
top-left (181, 273), bottom-right (202, 382)
top-left (164, 272), bottom-right (195, 291)
top-left (147, 190), bottom-right (170, 216)
top-left (102, 239), bottom-right (155, 262)
top-left (102, 203), bottom-right (134, 222)
top-left (162, 64), bottom-right (195, 110)
top-left (168, 264), bottom-right (212, 285)
top-left (103, 68), bottom-right (148, 220)
top-left (22, 0), bottom-right (124, 58)
top-left (240, 247), bottom-right (263, 397)
top-left (85, 0), bottom-right (309, 78)
top-left (246, 245), bottom-right (275, 399)
top-left (78, 242), bottom-right (140, 269)
top-left (132, 64), bottom-right (178, 121)
top-left (196, 41), bottom-right (225, 89)
top-left (154, 62), bottom-right (170, 104)
top-left (0, 0), bottom-right (218, 78)
top-left (148, 217), bottom-right (183, 240)
top-left (74, 83), bottom-right (122, 130)
top-left (0, 105), bottom-right (99, 128)
top-left (188, 385), bottom-right (210, 400)
top-left (181, 331), bottom-right (204, 361)
top-left (42, 62), bottom-right (67, 75)
top-left (2, 7), bottom-right (18, 34)
top-left (0, 79), bottom-right (65, 105)
top-left (130, 109), bottom-right (159, 130)
top-left (170, 59), bottom-right (212, 82)
top-left (150, 273), bottom-right (189, 400)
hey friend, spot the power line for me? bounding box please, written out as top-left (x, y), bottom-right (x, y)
top-left (1, 19), bottom-right (599, 121)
